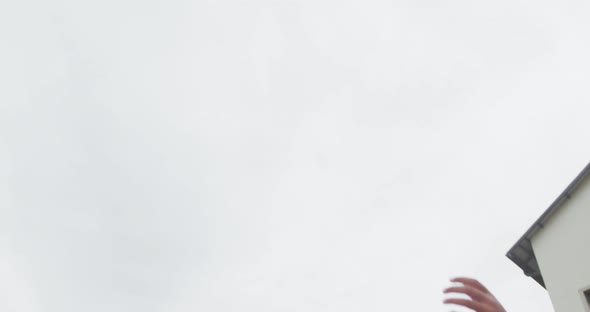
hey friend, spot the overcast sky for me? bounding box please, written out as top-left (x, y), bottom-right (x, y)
top-left (2, 0), bottom-right (590, 311)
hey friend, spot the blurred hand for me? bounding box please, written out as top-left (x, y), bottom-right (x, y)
top-left (443, 277), bottom-right (506, 312)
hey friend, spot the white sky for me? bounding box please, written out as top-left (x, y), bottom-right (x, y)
top-left (1, 0), bottom-right (590, 311)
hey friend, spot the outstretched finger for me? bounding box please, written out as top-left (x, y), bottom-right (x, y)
top-left (443, 298), bottom-right (485, 311)
top-left (451, 277), bottom-right (490, 294)
top-left (443, 285), bottom-right (487, 300)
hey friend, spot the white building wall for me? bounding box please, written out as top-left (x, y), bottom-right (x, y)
top-left (532, 178), bottom-right (590, 312)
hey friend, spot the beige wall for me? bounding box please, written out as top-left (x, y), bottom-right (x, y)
top-left (532, 178), bottom-right (590, 312)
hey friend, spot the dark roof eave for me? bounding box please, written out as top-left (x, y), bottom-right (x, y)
top-left (506, 162), bottom-right (590, 288)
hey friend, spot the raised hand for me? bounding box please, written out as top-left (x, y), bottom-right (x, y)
top-left (443, 277), bottom-right (506, 312)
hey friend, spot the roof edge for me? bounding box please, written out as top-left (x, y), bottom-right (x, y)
top-left (506, 162), bottom-right (590, 288)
